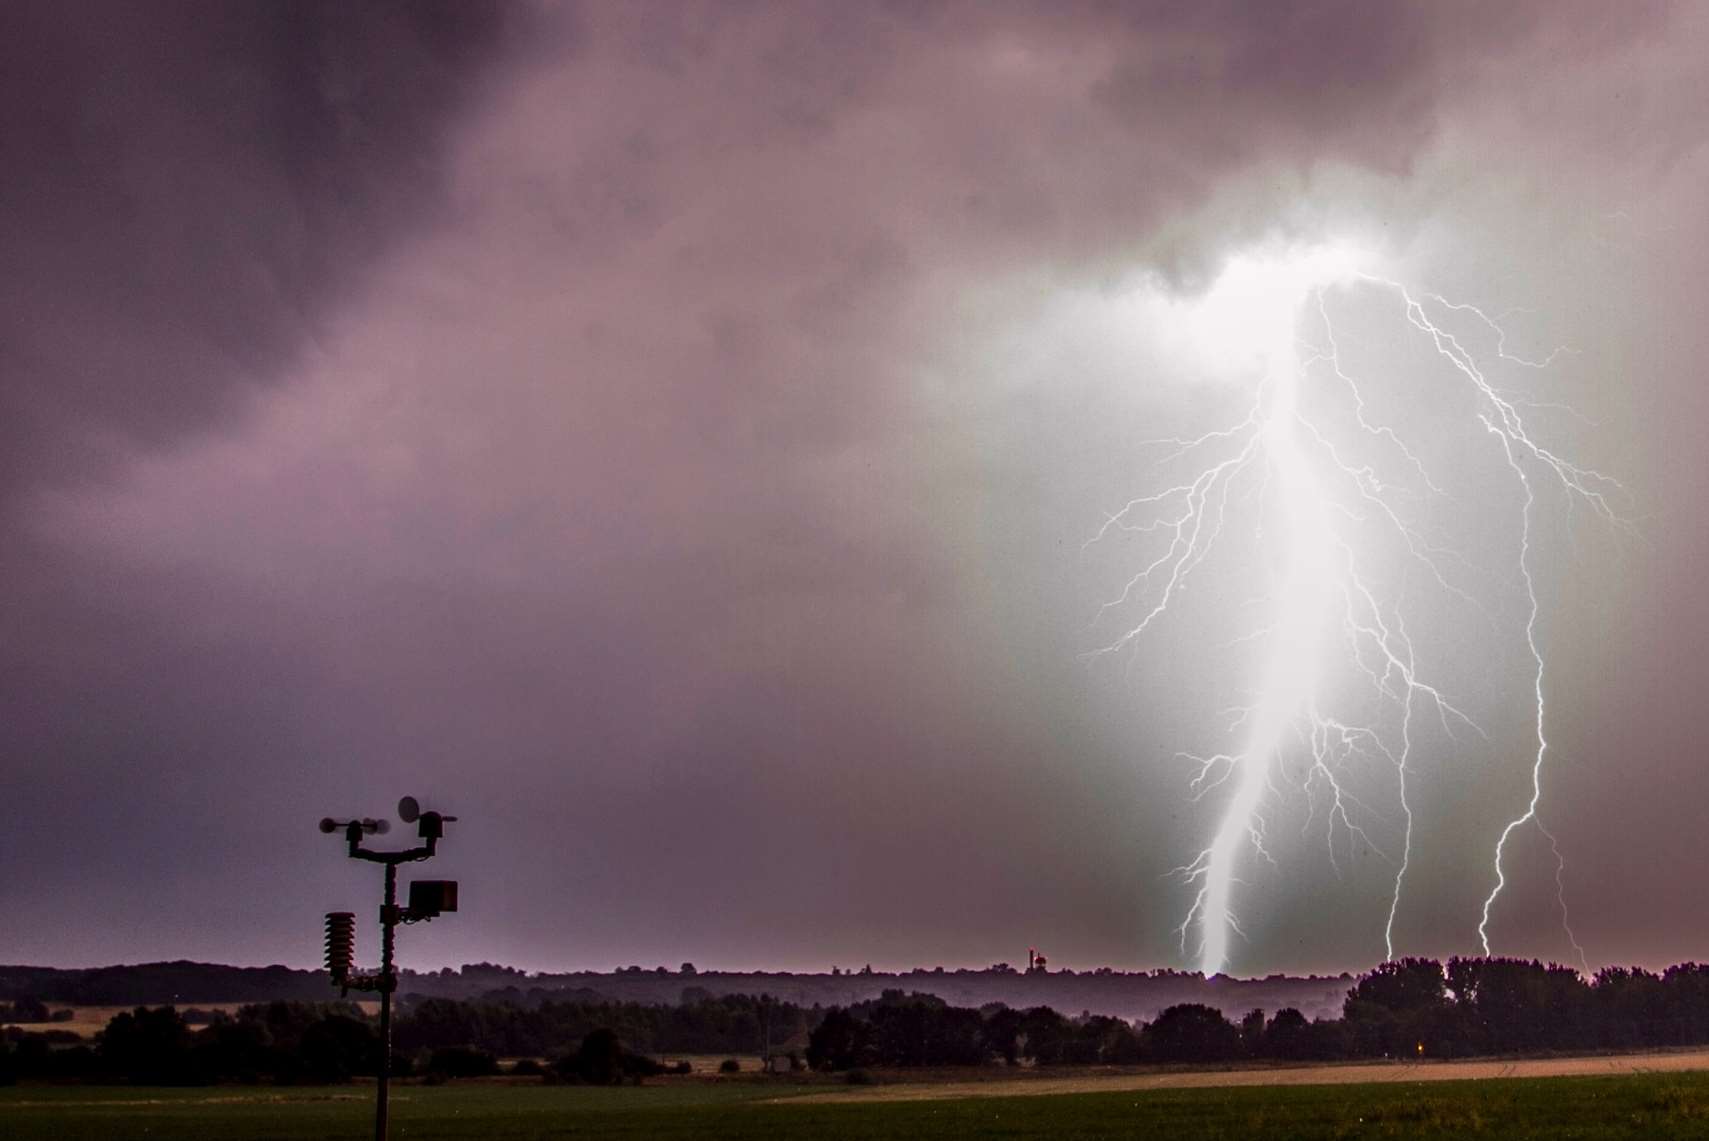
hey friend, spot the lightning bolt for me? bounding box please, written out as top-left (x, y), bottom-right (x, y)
top-left (1089, 247), bottom-right (1621, 976)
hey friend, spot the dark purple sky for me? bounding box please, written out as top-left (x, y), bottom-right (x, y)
top-left (4, 1), bottom-right (1706, 977)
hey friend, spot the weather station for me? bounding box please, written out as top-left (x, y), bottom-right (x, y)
top-left (319, 797), bottom-right (459, 1141)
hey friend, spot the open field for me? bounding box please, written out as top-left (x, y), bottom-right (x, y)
top-left (11, 1061), bottom-right (1709, 1140)
top-left (794, 1047), bottom-right (1709, 1103)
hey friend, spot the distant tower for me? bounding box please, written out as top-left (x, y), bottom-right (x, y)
top-left (1027, 947), bottom-right (1048, 973)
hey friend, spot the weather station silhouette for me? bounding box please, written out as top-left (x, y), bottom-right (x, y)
top-left (319, 796), bottom-right (458, 1141)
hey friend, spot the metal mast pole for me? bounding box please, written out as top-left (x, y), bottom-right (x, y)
top-left (376, 861), bottom-right (398, 1141)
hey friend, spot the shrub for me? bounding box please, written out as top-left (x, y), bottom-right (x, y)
top-left (718, 1057), bottom-right (741, 1074)
top-left (553, 1029), bottom-right (666, 1085)
top-left (1, 998), bottom-right (50, 1023)
top-left (510, 1058), bottom-right (545, 1076)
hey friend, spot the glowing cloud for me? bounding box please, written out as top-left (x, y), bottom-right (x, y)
top-left (1089, 240), bottom-right (1622, 977)
top-left (1175, 242), bottom-right (1370, 373)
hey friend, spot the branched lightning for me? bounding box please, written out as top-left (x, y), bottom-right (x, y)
top-left (1088, 248), bottom-right (1621, 976)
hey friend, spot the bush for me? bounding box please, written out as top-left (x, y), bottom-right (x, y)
top-left (1, 998), bottom-right (50, 1023)
top-left (671, 1060), bottom-right (692, 1075)
top-left (844, 1068), bottom-right (875, 1085)
top-left (577, 1028), bottom-right (624, 1084)
top-left (553, 1029), bottom-right (665, 1085)
top-left (510, 1058), bottom-right (545, 1076)
top-left (718, 1058), bottom-right (741, 1074)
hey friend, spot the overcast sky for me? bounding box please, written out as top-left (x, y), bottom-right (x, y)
top-left (3, 1), bottom-right (1706, 977)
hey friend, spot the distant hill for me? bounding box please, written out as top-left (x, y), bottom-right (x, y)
top-left (0, 960), bottom-right (1354, 1021)
top-left (508, 967), bottom-right (1356, 1023)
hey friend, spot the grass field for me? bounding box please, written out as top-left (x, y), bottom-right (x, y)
top-left (10, 1069), bottom-right (1709, 1140)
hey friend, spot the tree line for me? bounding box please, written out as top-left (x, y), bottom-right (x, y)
top-left (11, 957), bottom-right (1709, 1084)
top-left (395, 991), bottom-right (812, 1058)
top-left (806, 959), bottom-right (1709, 1069)
top-left (1335, 957), bottom-right (1709, 1059)
top-left (0, 992), bottom-right (807, 1085)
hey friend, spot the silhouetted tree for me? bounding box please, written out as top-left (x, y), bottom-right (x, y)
top-left (1143, 1004), bottom-right (1240, 1064)
top-left (1346, 958), bottom-right (1448, 1015)
top-left (1239, 1008), bottom-right (1266, 1056)
top-left (1662, 964), bottom-right (1709, 1046)
top-left (97, 1006), bottom-right (196, 1084)
top-left (1081, 1014), bottom-right (1143, 1063)
top-left (982, 1005), bottom-right (1023, 1065)
top-left (1447, 957), bottom-right (1588, 1054)
top-left (1017, 1006), bottom-right (1076, 1064)
top-left (292, 1014), bottom-right (379, 1083)
top-left (1591, 966), bottom-right (1668, 1050)
top-left (1260, 1008), bottom-right (1314, 1060)
top-left (1342, 958), bottom-right (1449, 1057)
top-left (806, 1008), bottom-right (874, 1071)
top-left (868, 997), bottom-right (986, 1066)
top-left (192, 1015), bottom-right (274, 1082)
top-left (553, 1028), bottom-right (664, 1084)
top-left (563, 1028), bottom-right (624, 1084)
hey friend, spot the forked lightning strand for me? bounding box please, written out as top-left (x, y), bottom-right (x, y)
top-left (1089, 246), bottom-right (1622, 976)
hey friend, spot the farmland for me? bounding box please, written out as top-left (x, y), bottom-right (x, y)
top-left (10, 1059), bottom-right (1709, 1140)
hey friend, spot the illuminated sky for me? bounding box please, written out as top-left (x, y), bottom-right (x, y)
top-left (3, 2), bottom-right (1707, 976)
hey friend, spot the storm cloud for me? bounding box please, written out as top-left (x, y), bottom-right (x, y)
top-left (3, 2), bottom-right (1705, 976)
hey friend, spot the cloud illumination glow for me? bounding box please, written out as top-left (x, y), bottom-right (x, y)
top-left (1092, 239), bottom-right (1618, 976)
